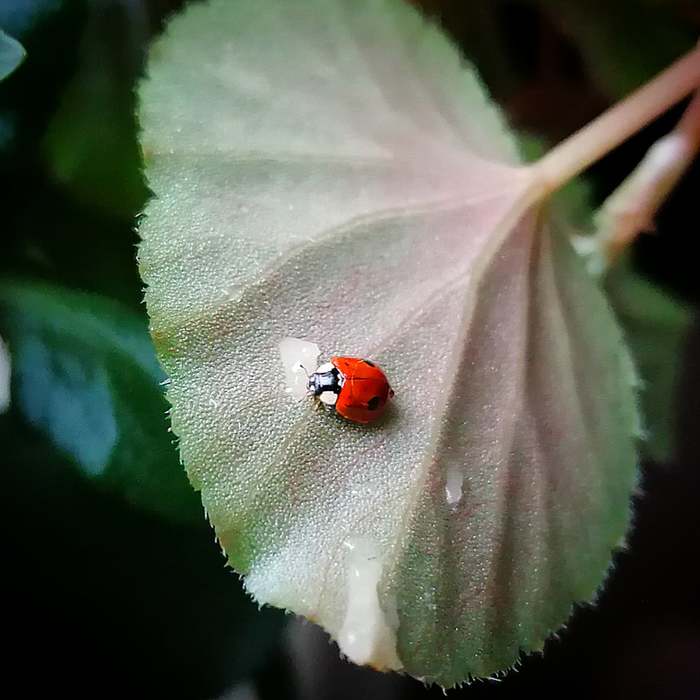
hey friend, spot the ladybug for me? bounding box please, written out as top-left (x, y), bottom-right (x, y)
top-left (308, 356), bottom-right (394, 424)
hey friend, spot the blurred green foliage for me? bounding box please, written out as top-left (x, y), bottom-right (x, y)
top-left (605, 262), bottom-right (692, 464)
top-left (1, 279), bottom-right (202, 522)
top-left (0, 29), bottom-right (25, 81)
top-left (1, 1), bottom-right (287, 695)
top-left (0, 0), bottom-right (61, 36)
top-left (42, 1), bottom-right (148, 215)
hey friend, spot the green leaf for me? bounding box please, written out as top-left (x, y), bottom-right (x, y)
top-left (0, 0), bottom-right (60, 37)
top-left (0, 334), bottom-right (9, 413)
top-left (0, 29), bottom-right (25, 81)
top-left (138, 0), bottom-right (639, 686)
top-left (605, 262), bottom-right (691, 463)
top-left (0, 280), bottom-right (201, 523)
top-left (42, 2), bottom-right (148, 216)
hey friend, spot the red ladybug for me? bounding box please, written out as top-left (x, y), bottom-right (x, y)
top-left (308, 356), bottom-right (394, 424)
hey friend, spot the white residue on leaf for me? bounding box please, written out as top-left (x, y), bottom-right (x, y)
top-left (337, 537), bottom-right (403, 671)
top-left (445, 464), bottom-right (463, 506)
top-left (278, 337), bottom-right (320, 400)
top-left (0, 335), bottom-right (10, 414)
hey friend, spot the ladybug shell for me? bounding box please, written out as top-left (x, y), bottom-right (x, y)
top-left (331, 357), bottom-right (394, 424)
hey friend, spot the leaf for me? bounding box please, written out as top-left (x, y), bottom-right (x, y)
top-left (42, 1), bottom-right (148, 216)
top-left (0, 0), bottom-right (60, 38)
top-left (0, 29), bottom-right (25, 81)
top-left (0, 334), bottom-right (9, 413)
top-left (526, 135), bottom-right (690, 464)
top-left (593, 94), bottom-right (700, 267)
top-left (605, 261), bottom-right (692, 464)
top-left (0, 280), bottom-right (201, 523)
top-left (138, 0), bottom-right (639, 686)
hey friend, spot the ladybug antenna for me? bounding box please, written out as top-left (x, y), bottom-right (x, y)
top-left (295, 362), bottom-right (315, 399)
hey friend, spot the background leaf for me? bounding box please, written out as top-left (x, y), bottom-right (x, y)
top-left (605, 261), bottom-right (692, 464)
top-left (0, 333), bottom-right (9, 412)
top-left (139, 0), bottom-right (639, 686)
top-left (0, 0), bottom-right (61, 38)
top-left (0, 29), bottom-right (26, 81)
top-left (42, 0), bottom-right (148, 216)
top-left (0, 279), bottom-right (201, 523)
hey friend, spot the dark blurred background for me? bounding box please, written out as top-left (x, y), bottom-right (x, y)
top-left (1, 1), bottom-right (699, 698)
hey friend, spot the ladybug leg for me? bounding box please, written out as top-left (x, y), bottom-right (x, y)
top-left (311, 397), bottom-right (328, 413)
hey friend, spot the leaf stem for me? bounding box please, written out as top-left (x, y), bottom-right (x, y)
top-left (676, 85), bottom-right (700, 145)
top-left (592, 87), bottom-right (700, 267)
top-left (531, 45), bottom-right (700, 197)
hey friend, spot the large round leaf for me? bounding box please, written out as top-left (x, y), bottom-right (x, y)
top-left (138, 0), bottom-right (639, 686)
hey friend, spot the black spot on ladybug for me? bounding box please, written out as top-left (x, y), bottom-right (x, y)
top-left (367, 396), bottom-right (381, 411)
top-left (362, 359), bottom-right (376, 367)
